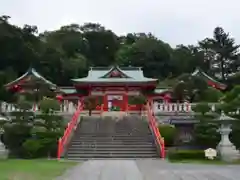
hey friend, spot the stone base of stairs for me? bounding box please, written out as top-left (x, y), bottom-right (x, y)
top-left (62, 156), bottom-right (160, 162)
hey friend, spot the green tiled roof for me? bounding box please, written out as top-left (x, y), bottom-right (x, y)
top-left (58, 87), bottom-right (169, 95)
top-left (154, 88), bottom-right (170, 94)
top-left (5, 68), bottom-right (57, 89)
top-left (72, 66), bottom-right (158, 83)
top-left (58, 87), bottom-right (77, 94)
top-left (192, 68), bottom-right (227, 89)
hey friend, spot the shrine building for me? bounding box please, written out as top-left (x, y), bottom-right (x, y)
top-left (4, 66), bottom-right (226, 113)
top-left (58, 66), bottom-right (171, 111)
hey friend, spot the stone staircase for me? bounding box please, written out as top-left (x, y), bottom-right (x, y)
top-left (65, 116), bottom-right (159, 160)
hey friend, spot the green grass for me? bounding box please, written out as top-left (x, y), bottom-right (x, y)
top-left (0, 159), bottom-right (77, 180)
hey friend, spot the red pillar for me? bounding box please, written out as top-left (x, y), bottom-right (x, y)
top-left (103, 93), bottom-right (108, 111)
top-left (95, 96), bottom-right (98, 106)
top-left (148, 96), bottom-right (153, 111)
top-left (126, 92), bottom-right (128, 111)
top-left (125, 93), bottom-right (128, 111)
top-left (122, 91), bottom-right (128, 111)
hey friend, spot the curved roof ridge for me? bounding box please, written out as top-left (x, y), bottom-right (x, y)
top-left (118, 66), bottom-right (142, 70)
top-left (100, 66), bottom-right (132, 79)
top-left (191, 67), bottom-right (227, 89)
top-left (90, 66), bottom-right (143, 71)
top-left (5, 67), bottom-right (57, 89)
top-left (90, 66), bottom-right (112, 70)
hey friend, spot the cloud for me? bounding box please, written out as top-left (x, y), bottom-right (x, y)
top-left (1, 0), bottom-right (240, 46)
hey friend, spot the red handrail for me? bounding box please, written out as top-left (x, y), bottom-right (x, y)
top-left (146, 101), bottom-right (165, 158)
top-left (57, 101), bottom-right (83, 160)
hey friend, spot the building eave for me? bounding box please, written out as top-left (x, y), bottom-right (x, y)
top-left (57, 86), bottom-right (77, 94)
top-left (5, 68), bottom-right (57, 89)
top-left (72, 79), bottom-right (158, 84)
top-left (192, 68), bottom-right (227, 90)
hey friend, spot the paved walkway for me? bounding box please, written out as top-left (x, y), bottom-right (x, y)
top-left (58, 159), bottom-right (240, 180)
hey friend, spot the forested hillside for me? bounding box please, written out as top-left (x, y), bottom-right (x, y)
top-left (0, 15), bottom-right (239, 87)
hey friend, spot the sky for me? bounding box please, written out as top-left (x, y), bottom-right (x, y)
top-left (1, 0), bottom-right (240, 47)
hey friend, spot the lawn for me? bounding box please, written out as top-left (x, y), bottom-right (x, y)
top-left (0, 159), bottom-right (77, 180)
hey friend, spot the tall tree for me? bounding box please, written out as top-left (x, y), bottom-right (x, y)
top-left (80, 23), bottom-right (119, 66)
top-left (0, 15), bottom-right (239, 90)
top-left (171, 45), bottom-right (205, 76)
top-left (199, 27), bottom-right (240, 81)
top-left (39, 24), bottom-right (88, 85)
top-left (116, 34), bottom-right (172, 78)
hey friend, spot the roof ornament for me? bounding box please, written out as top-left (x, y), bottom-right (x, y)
top-left (110, 69), bottom-right (120, 77)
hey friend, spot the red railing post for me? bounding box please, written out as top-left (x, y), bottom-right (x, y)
top-left (161, 138), bottom-right (165, 158)
top-left (57, 138), bottom-right (62, 160)
top-left (146, 101), bottom-right (165, 159)
top-left (57, 100), bottom-right (83, 160)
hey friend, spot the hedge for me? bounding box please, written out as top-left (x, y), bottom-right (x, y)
top-left (168, 150), bottom-right (205, 160)
top-left (158, 124), bottom-right (176, 147)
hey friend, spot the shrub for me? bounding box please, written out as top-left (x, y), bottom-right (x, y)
top-left (111, 106), bottom-right (120, 111)
top-left (22, 131), bottom-right (62, 158)
top-left (35, 131), bottom-right (62, 157)
top-left (168, 150), bottom-right (205, 160)
top-left (39, 97), bottom-right (60, 113)
top-left (193, 120), bottom-right (220, 148)
top-left (22, 139), bottom-right (44, 158)
top-left (192, 103), bottom-right (210, 115)
top-left (128, 95), bottom-right (146, 105)
top-left (223, 85), bottom-right (240, 103)
top-left (201, 87), bottom-right (223, 102)
top-left (2, 123), bottom-right (32, 157)
top-left (158, 124), bottom-right (176, 147)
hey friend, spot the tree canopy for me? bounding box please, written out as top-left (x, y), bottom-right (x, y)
top-left (0, 15), bottom-right (239, 89)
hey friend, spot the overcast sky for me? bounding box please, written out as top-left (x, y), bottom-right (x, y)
top-left (1, 0), bottom-right (240, 47)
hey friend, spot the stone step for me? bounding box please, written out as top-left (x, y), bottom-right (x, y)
top-left (71, 138), bottom-right (153, 141)
top-left (76, 133), bottom-right (152, 136)
top-left (67, 150), bottom-right (156, 154)
top-left (66, 154), bottom-right (159, 158)
top-left (70, 142), bottom-right (154, 146)
top-left (65, 157), bottom-right (158, 161)
top-left (73, 136), bottom-right (153, 139)
top-left (68, 150), bottom-right (157, 155)
top-left (65, 116), bottom-right (159, 160)
top-left (72, 139), bottom-right (154, 142)
top-left (77, 128), bottom-right (151, 131)
top-left (66, 151), bottom-right (157, 157)
top-left (77, 129), bottom-right (151, 131)
top-left (75, 135), bottom-right (153, 140)
top-left (75, 131), bottom-right (151, 134)
top-left (70, 140), bottom-right (154, 144)
top-left (68, 147), bottom-right (156, 151)
top-left (73, 134), bottom-right (153, 137)
top-left (69, 144), bottom-right (155, 148)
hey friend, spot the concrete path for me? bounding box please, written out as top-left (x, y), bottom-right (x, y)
top-left (58, 159), bottom-right (240, 180)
